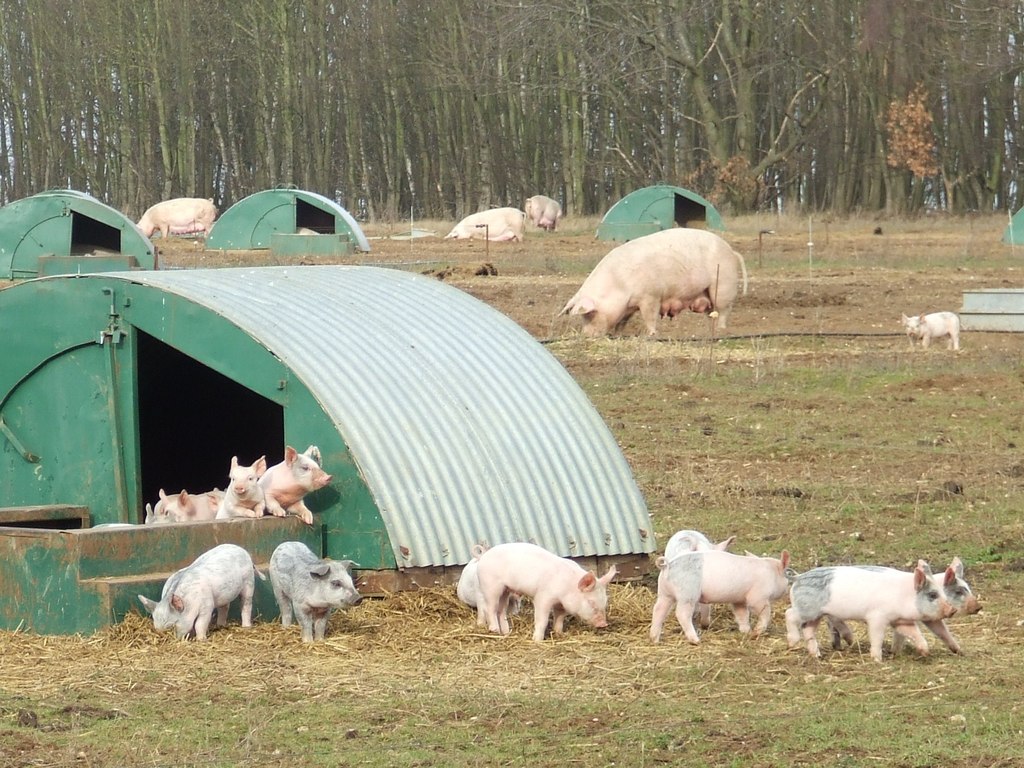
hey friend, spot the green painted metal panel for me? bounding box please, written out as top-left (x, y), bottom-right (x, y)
top-left (271, 232), bottom-right (354, 257)
top-left (596, 184), bottom-right (724, 241)
top-left (0, 190), bottom-right (156, 279)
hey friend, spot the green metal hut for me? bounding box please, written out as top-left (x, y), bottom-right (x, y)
top-left (596, 185), bottom-right (724, 242)
top-left (0, 265), bottom-right (653, 634)
top-left (205, 188), bottom-right (370, 255)
top-left (0, 189), bottom-right (156, 279)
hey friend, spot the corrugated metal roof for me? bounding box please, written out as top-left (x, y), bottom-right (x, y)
top-left (107, 265), bottom-right (652, 567)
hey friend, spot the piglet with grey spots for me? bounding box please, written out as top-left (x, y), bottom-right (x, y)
top-left (650, 549), bottom-right (791, 644)
top-left (269, 541), bottom-right (361, 642)
top-left (786, 560), bottom-right (955, 662)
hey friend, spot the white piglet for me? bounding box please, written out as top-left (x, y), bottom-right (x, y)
top-left (269, 541), bottom-right (361, 642)
top-left (476, 542), bottom-right (617, 642)
top-left (137, 543), bottom-right (264, 641)
top-left (901, 311), bottom-right (960, 350)
top-left (259, 445), bottom-right (332, 525)
top-left (650, 549), bottom-right (791, 644)
top-left (216, 455), bottom-right (267, 519)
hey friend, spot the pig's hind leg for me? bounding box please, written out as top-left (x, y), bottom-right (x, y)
top-left (649, 593), bottom-right (675, 643)
top-left (675, 601), bottom-right (702, 644)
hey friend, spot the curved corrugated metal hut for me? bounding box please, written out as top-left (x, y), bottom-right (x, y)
top-left (205, 188), bottom-right (370, 252)
top-left (0, 189), bottom-right (156, 279)
top-left (596, 185), bottom-right (724, 242)
top-left (1, 265), bottom-right (652, 582)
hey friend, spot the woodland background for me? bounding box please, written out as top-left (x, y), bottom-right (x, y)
top-left (1, 0), bottom-right (1023, 221)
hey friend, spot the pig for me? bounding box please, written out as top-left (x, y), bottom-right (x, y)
top-left (137, 197), bottom-right (218, 239)
top-left (560, 228), bottom-right (749, 336)
top-left (259, 445), bottom-right (332, 525)
top-left (475, 542), bottom-right (617, 642)
top-left (524, 195), bottom-right (563, 231)
top-left (827, 557), bottom-right (981, 655)
top-left (444, 207), bottom-right (526, 242)
top-left (269, 541), bottom-right (361, 642)
top-left (901, 311), bottom-right (960, 350)
top-left (457, 544), bottom-right (522, 618)
top-left (137, 543), bottom-right (264, 641)
top-left (785, 561), bottom-right (956, 661)
top-left (144, 487), bottom-right (223, 524)
top-left (215, 455), bottom-right (268, 519)
top-left (650, 549), bottom-right (791, 644)
top-left (663, 530), bottom-right (737, 628)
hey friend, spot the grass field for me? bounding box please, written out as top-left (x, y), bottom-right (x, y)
top-left (2, 213), bottom-right (1024, 767)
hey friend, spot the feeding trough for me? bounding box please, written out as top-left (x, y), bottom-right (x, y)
top-left (0, 265), bottom-right (653, 634)
top-left (596, 184), bottom-right (724, 242)
top-left (0, 189), bottom-right (156, 279)
top-left (205, 188), bottom-right (370, 255)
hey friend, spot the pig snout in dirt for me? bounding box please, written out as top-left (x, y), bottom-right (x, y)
top-left (259, 445), bottom-right (332, 525)
top-left (137, 543), bottom-right (264, 641)
top-left (560, 228), bottom-right (748, 337)
top-left (216, 455), bottom-right (267, 519)
top-left (786, 561), bottom-right (953, 662)
top-left (269, 541), bottom-right (361, 642)
top-left (649, 549), bottom-right (791, 644)
top-left (901, 311), bottom-right (961, 351)
top-left (475, 542), bottom-right (616, 642)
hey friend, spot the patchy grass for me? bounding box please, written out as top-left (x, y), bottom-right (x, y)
top-left (4, 214), bottom-right (1024, 766)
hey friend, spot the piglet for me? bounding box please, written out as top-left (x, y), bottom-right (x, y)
top-left (269, 541), bottom-right (361, 642)
top-left (145, 487), bottom-right (223, 524)
top-left (215, 455), bottom-right (267, 519)
top-left (663, 529), bottom-right (737, 628)
top-left (137, 543), bottom-right (264, 640)
top-left (476, 542), bottom-right (617, 642)
top-left (828, 557), bottom-right (981, 655)
top-left (901, 311), bottom-right (961, 350)
top-left (650, 549), bottom-right (791, 644)
top-left (457, 544), bottom-right (522, 617)
top-left (259, 445), bottom-right (332, 525)
top-left (786, 561), bottom-right (955, 661)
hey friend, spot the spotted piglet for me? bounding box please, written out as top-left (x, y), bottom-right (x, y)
top-left (269, 541), bottom-right (361, 642)
top-left (650, 549), bottom-right (791, 644)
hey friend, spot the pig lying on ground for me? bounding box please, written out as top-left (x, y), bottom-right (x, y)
top-left (560, 228), bottom-right (749, 336)
top-left (524, 195), bottom-right (562, 231)
top-left (786, 561), bottom-right (955, 661)
top-left (269, 541), bottom-right (361, 642)
top-left (137, 543), bottom-right (264, 640)
top-left (259, 445), bottom-right (332, 525)
top-left (144, 488), bottom-right (223, 524)
top-left (650, 550), bottom-right (791, 644)
top-left (216, 455), bottom-right (267, 519)
top-left (827, 557), bottom-right (980, 655)
top-left (137, 197), bottom-right (218, 239)
top-left (901, 311), bottom-right (961, 350)
top-left (444, 207), bottom-right (526, 242)
top-left (663, 530), bottom-right (737, 629)
top-left (457, 544), bottom-right (522, 616)
top-left (476, 542), bottom-right (617, 642)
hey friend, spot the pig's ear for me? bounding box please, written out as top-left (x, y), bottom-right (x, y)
top-left (138, 595), bottom-right (157, 614)
top-left (912, 565), bottom-right (927, 590)
top-left (230, 456), bottom-right (239, 470)
top-left (310, 564), bottom-right (331, 579)
top-left (578, 572), bottom-right (597, 592)
top-left (716, 536), bottom-right (736, 551)
top-left (600, 564), bottom-right (618, 584)
top-left (943, 566), bottom-right (957, 586)
top-left (170, 594), bottom-right (185, 612)
top-left (255, 456), bottom-right (267, 476)
top-left (572, 297), bottom-right (596, 316)
top-left (284, 446), bottom-right (298, 465)
top-left (780, 551), bottom-right (791, 569)
top-left (950, 556), bottom-right (964, 577)
top-left (159, 488), bottom-right (168, 500)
